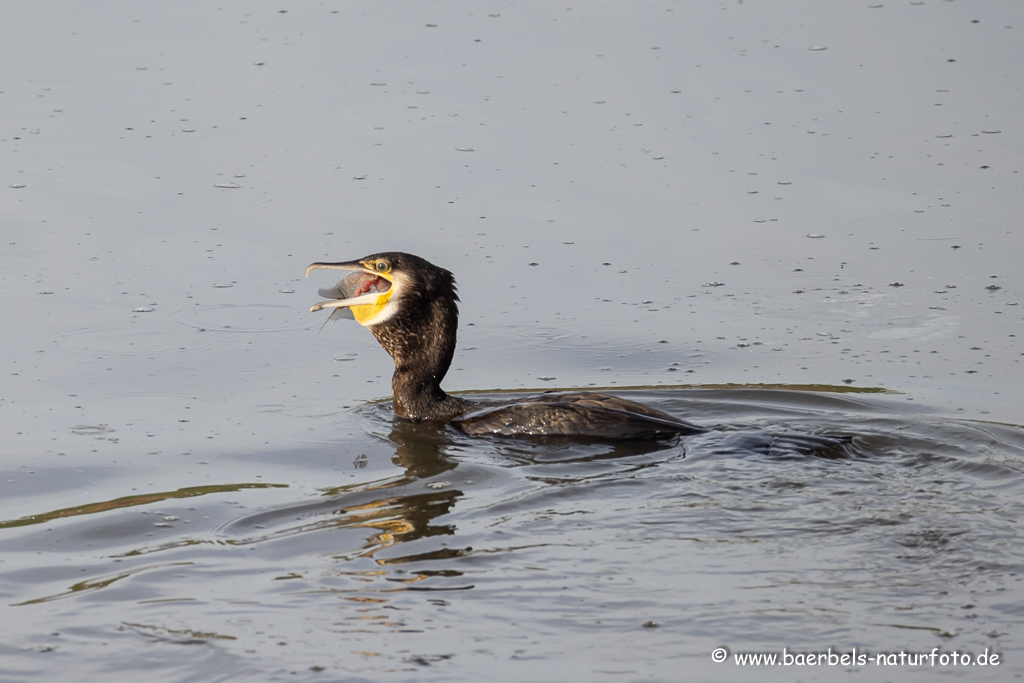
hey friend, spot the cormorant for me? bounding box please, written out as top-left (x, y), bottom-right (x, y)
top-left (306, 252), bottom-right (707, 439)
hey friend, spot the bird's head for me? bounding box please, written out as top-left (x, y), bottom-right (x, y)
top-left (305, 251), bottom-right (457, 327)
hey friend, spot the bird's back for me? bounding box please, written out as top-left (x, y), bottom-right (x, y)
top-left (451, 392), bottom-right (708, 439)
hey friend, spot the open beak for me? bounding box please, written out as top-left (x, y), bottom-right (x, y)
top-left (305, 260), bottom-right (395, 325)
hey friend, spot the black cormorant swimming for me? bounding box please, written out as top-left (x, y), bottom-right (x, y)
top-left (306, 252), bottom-right (707, 439)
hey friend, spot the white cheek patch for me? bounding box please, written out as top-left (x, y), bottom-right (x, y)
top-left (366, 298), bottom-right (400, 326)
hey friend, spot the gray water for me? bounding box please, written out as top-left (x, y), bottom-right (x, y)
top-left (3, 390), bottom-right (1023, 681)
top-left (2, 1), bottom-right (1023, 681)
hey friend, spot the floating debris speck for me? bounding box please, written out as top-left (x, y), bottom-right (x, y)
top-left (71, 424), bottom-right (116, 435)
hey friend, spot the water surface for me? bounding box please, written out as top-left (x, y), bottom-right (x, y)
top-left (2, 0), bottom-right (1023, 680)
top-left (3, 389), bottom-right (1023, 681)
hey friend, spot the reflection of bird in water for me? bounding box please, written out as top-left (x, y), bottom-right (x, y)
top-left (306, 252), bottom-right (707, 439)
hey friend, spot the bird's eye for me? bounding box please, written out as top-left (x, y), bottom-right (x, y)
top-left (375, 262), bottom-right (389, 273)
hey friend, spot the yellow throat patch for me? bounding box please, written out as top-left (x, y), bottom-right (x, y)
top-left (350, 264), bottom-right (394, 325)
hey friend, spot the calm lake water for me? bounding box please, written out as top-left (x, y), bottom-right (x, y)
top-left (2, 1), bottom-right (1022, 681)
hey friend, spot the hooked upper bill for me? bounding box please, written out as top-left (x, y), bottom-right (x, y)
top-left (306, 260), bottom-right (396, 326)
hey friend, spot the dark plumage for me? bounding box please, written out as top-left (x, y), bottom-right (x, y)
top-left (307, 252), bottom-right (706, 439)
top-left (453, 392), bottom-right (705, 439)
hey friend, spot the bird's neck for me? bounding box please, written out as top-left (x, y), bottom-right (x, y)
top-left (369, 294), bottom-right (470, 422)
top-left (390, 366), bottom-right (468, 422)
